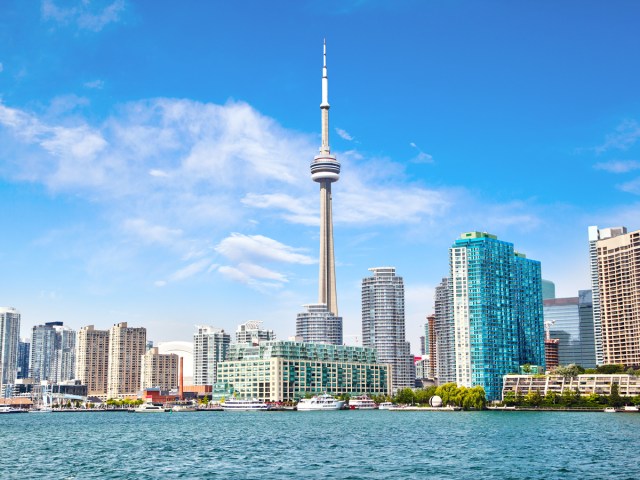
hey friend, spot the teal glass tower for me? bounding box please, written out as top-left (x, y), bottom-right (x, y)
top-left (450, 232), bottom-right (545, 401)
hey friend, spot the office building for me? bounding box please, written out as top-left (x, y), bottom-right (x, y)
top-left (235, 320), bottom-right (275, 345)
top-left (543, 290), bottom-right (596, 368)
top-left (541, 279), bottom-right (556, 301)
top-left (434, 277), bottom-right (455, 384)
top-left (362, 267), bottom-right (415, 392)
top-left (140, 347), bottom-right (179, 391)
top-left (193, 325), bottom-right (230, 386)
top-left (76, 325), bottom-right (110, 398)
top-left (592, 227), bottom-right (640, 366)
top-left (450, 232), bottom-right (545, 401)
top-left (296, 304), bottom-right (343, 345)
top-left (217, 340), bottom-right (390, 401)
top-left (17, 338), bottom-right (30, 380)
top-left (107, 322), bottom-right (146, 398)
top-left (0, 307), bottom-right (21, 392)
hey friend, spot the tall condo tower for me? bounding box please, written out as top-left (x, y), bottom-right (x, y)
top-left (311, 40), bottom-right (340, 316)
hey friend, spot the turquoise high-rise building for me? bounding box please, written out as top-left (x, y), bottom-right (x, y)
top-left (449, 232), bottom-right (545, 401)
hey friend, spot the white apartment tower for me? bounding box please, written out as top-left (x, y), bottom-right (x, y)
top-left (235, 321), bottom-right (275, 345)
top-left (588, 225), bottom-right (628, 365)
top-left (193, 325), bottom-right (230, 386)
top-left (140, 347), bottom-right (179, 391)
top-left (0, 307), bottom-right (21, 392)
top-left (107, 322), bottom-right (146, 398)
top-left (76, 325), bottom-right (110, 397)
top-left (362, 267), bottom-right (415, 392)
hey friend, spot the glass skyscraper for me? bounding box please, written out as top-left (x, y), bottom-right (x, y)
top-left (449, 232), bottom-right (545, 401)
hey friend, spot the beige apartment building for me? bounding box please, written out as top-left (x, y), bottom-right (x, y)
top-left (140, 347), bottom-right (179, 391)
top-left (75, 325), bottom-right (110, 398)
top-left (597, 228), bottom-right (640, 366)
top-left (107, 322), bottom-right (146, 399)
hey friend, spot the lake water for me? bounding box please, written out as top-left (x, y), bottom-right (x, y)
top-left (1, 410), bottom-right (639, 479)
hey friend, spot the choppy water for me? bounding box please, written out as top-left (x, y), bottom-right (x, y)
top-left (1, 410), bottom-right (639, 479)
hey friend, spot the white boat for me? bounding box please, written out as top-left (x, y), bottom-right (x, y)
top-left (349, 395), bottom-right (377, 410)
top-left (131, 402), bottom-right (168, 413)
top-left (171, 402), bottom-right (198, 412)
top-left (29, 407), bottom-right (53, 413)
top-left (0, 405), bottom-right (25, 414)
top-left (623, 405), bottom-right (639, 412)
top-left (221, 398), bottom-right (269, 411)
top-left (296, 393), bottom-right (345, 411)
top-left (378, 402), bottom-right (393, 410)
top-left (604, 407), bottom-right (618, 413)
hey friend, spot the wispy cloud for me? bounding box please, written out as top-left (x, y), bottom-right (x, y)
top-left (595, 120), bottom-right (640, 154)
top-left (0, 63), bottom-right (3, 73)
top-left (409, 142), bottom-right (434, 164)
top-left (335, 127), bottom-right (354, 141)
top-left (42, 0), bottom-right (126, 32)
top-left (215, 233), bottom-right (314, 265)
top-left (84, 79), bottom-right (105, 90)
top-left (594, 160), bottom-right (640, 173)
top-left (618, 177), bottom-right (640, 195)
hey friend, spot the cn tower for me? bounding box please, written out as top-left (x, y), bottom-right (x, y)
top-left (311, 40), bottom-right (340, 316)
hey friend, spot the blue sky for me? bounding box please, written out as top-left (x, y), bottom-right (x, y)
top-left (1, 1), bottom-right (640, 351)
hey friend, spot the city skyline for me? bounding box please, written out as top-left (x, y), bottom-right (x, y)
top-left (1, 2), bottom-right (640, 352)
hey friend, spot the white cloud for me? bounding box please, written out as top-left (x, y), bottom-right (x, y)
top-left (169, 258), bottom-right (213, 282)
top-left (121, 218), bottom-right (183, 246)
top-left (335, 127), bottom-right (353, 141)
top-left (618, 177), bottom-right (640, 195)
top-left (215, 233), bottom-right (314, 265)
top-left (595, 120), bottom-right (640, 154)
top-left (149, 169), bottom-right (170, 178)
top-left (594, 160), bottom-right (640, 173)
top-left (84, 79), bottom-right (105, 89)
top-left (42, 0), bottom-right (126, 32)
top-left (409, 141), bottom-right (434, 164)
top-left (0, 63), bottom-right (3, 73)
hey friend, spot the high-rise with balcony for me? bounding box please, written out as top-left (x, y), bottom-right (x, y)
top-left (193, 325), bottom-right (230, 386)
top-left (17, 338), bottom-right (30, 380)
top-left (450, 232), bottom-right (545, 401)
top-left (588, 225), bottom-right (628, 365)
top-left (434, 277), bottom-right (455, 384)
top-left (76, 325), bottom-right (110, 398)
top-left (30, 322), bottom-right (76, 383)
top-left (140, 347), bottom-right (179, 391)
top-left (593, 227), bottom-right (640, 366)
top-left (107, 322), bottom-right (146, 398)
top-left (235, 320), bottom-right (275, 346)
top-left (0, 307), bottom-right (20, 392)
top-left (361, 267), bottom-right (415, 392)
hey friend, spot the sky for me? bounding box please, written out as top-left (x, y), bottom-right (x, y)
top-left (1, 1), bottom-right (640, 352)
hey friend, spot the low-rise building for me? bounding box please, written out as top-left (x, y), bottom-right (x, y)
top-left (502, 374), bottom-right (640, 399)
top-left (218, 340), bottom-right (391, 402)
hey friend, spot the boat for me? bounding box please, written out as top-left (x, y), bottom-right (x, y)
top-left (29, 407), bottom-right (53, 413)
top-left (221, 398), bottom-right (269, 411)
top-left (296, 393), bottom-right (345, 411)
top-left (604, 407), bottom-right (618, 413)
top-left (622, 405), bottom-right (639, 412)
top-left (171, 401), bottom-right (198, 412)
top-left (131, 402), bottom-right (168, 413)
top-left (348, 395), bottom-right (378, 410)
top-left (378, 402), bottom-right (393, 410)
top-left (0, 405), bottom-right (26, 414)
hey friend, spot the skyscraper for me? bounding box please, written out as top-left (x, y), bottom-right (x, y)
top-left (450, 232), bottom-right (545, 401)
top-left (76, 325), bottom-right (110, 398)
top-left (593, 227), bottom-right (640, 366)
top-left (17, 338), bottom-right (30, 380)
top-left (30, 322), bottom-right (76, 383)
top-left (107, 322), bottom-right (146, 398)
top-left (434, 278), bottom-right (455, 384)
top-left (140, 347), bottom-right (179, 391)
top-left (362, 267), bottom-right (415, 392)
top-left (235, 320), bottom-right (275, 345)
top-left (193, 325), bottom-right (230, 386)
top-left (296, 41), bottom-right (343, 345)
top-left (0, 307), bottom-right (20, 392)
top-left (588, 225), bottom-right (628, 365)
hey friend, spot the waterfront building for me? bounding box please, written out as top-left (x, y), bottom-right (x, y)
top-left (434, 277), bottom-right (455, 384)
top-left (0, 307), bottom-right (21, 392)
top-left (235, 320), bottom-right (275, 345)
top-left (450, 232), bottom-right (545, 401)
top-left (296, 304), bottom-right (343, 345)
top-left (503, 373), bottom-right (640, 399)
top-left (107, 322), bottom-right (146, 399)
top-left (76, 325), bottom-right (110, 398)
top-left (193, 325), bottom-right (230, 386)
top-left (543, 291), bottom-right (596, 368)
top-left (588, 225), bottom-right (628, 365)
top-left (30, 322), bottom-right (75, 383)
top-left (17, 338), bottom-right (30, 380)
top-left (54, 325), bottom-right (76, 383)
top-left (217, 340), bottom-right (390, 402)
top-left (591, 227), bottom-right (640, 367)
top-left (541, 279), bottom-right (556, 301)
top-left (157, 341), bottom-right (193, 385)
top-left (140, 347), bottom-right (179, 391)
top-left (426, 315), bottom-right (437, 379)
top-left (361, 267), bottom-right (415, 392)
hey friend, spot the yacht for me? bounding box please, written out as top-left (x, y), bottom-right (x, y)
top-left (0, 405), bottom-right (25, 414)
top-left (378, 402), bottom-right (394, 410)
top-left (348, 395), bottom-right (378, 410)
top-left (131, 402), bottom-right (168, 413)
top-left (296, 393), bottom-right (345, 411)
top-left (623, 405), bottom-right (639, 412)
top-left (221, 398), bottom-right (269, 411)
top-left (604, 407), bottom-right (618, 413)
top-left (171, 402), bottom-right (198, 412)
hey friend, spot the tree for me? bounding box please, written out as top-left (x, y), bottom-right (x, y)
top-left (200, 395), bottom-right (210, 405)
top-left (394, 388), bottom-right (416, 405)
top-left (521, 364), bottom-right (532, 374)
top-left (608, 383), bottom-right (624, 408)
top-left (434, 383), bottom-right (459, 406)
top-left (597, 364), bottom-right (625, 374)
top-left (523, 391), bottom-right (542, 407)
